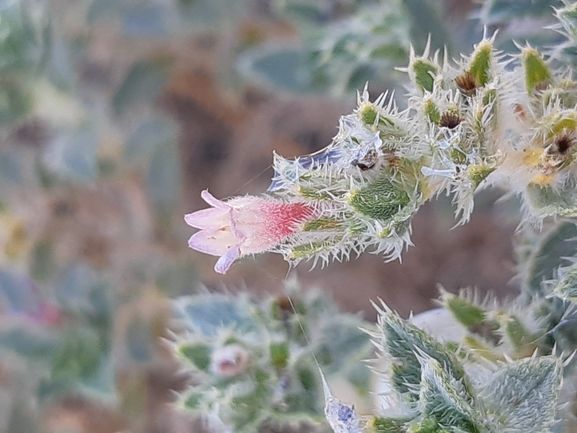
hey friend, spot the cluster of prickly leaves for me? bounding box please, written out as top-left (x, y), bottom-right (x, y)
top-left (365, 303), bottom-right (564, 433)
top-left (262, 1), bottom-right (577, 269)
top-left (430, 215), bottom-right (577, 431)
top-left (172, 283), bottom-right (372, 433)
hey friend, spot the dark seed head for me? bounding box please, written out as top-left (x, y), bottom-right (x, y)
top-left (439, 112), bottom-right (463, 129)
top-left (555, 132), bottom-right (576, 155)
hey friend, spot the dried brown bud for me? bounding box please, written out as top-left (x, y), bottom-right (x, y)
top-left (513, 103), bottom-right (527, 121)
top-left (534, 80), bottom-right (550, 93)
top-left (352, 148), bottom-right (378, 171)
top-left (276, 295), bottom-right (293, 313)
top-left (455, 70), bottom-right (477, 96)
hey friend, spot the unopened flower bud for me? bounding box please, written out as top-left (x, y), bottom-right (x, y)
top-left (210, 344), bottom-right (249, 377)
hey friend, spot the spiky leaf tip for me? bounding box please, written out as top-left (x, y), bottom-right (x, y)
top-left (553, 264), bottom-right (577, 302)
top-left (469, 40), bottom-right (493, 88)
top-left (376, 307), bottom-right (468, 398)
top-left (410, 59), bottom-right (439, 93)
top-left (522, 47), bottom-right (552, 95)
top-left (418, 357), bottom-right (481, 433)
top-left (177, 342), bottom-right (212, 371)
top-left (556, 2), bottom-right (577, 42)
top-left (441, 292), bottom-right (486, 328)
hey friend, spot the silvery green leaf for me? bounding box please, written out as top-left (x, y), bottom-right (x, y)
top-left (480, 0), bottom-right (563, 25)
top-left (525, 222), bottom-right (577, 294)
top-left (43, 126), bottom-right (98, 183)
top-left (375, 304), bottom-right (468, 399)
top-left (481, 357), bottom-right (562, 432)
top-left (417, 355), bottom-right (483, 432)
top-left (112, 58), bottom-right (172, 116)
top-left (237, 46), bottom-right (317, 93)
top-left (145, 137), bottom-right (180, 210)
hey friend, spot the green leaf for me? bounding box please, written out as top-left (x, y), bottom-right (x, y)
top-left (174, 0), bottom-right (249, 28)
top-left (376, 307), bottom-right (468, 398)
top-left (418, 357), bottom-right (481, 432)
top-left (315, 318), bottom-right (371, 372)
top-left (370, 416), bottom-right (408, 432)
top-left (124, 117), bottom-right (176, 164)
top-left (229, 369), bottom-right (269, 431)
top-left (556, 1), bottom-right (577, 42)
top-left (176, 293), bottom-right (256, 337)
top-left (122, 5), bottom-right (168, 37)
top-left (0, 0), bottom-right (49, 74)
top-left (522, 47), bottom-right (551, 94)
top-left (481, 0), bottom-right (563, 25)
top-left (43, 126), bottom-right (99, 183)
top-left (525, 221), bottom-right (577, 293)
top-left (55, 265), bottom-right (112, 323)
top-left (525, 183), bottom-right (577, 217)
top-left (51, 329), bottom-right (102, 380)
top-left (269, 342), bottom-right (289, 370)
top-left (501, 313), bottom-right (535, 351)
top-left (178, 342), bottom-right (212, 371)
top-left (145, 138), bottom-right (180, 210)
top-left (155, 261), bottom-right (199, 297)
top-left (410, 58), bottom-right (438, 93)
top-left (481, 357), bottom-right (562, 432)
top-left (30, 239), bottom-right (56, 281)
top-left (125, 315), bottom-right (155, 363)
top-left (441, 291), bottom-right (486, 328)
top-left (469, 40), bottom-right (493, 87)
top-left (112, 58), bottom-right (172, 116)
top-left (182, 389), bottom-right (205, 412)
top-left (237, 46), bottom-right (317, 93)
top-left (39, 353), bottom-right (116, 401)
top-left (86, 0), bottom-right (134, 23)
top-left (552, 264), bottom-right (577, 302)
top-left (0, 85), bottom-right (33, 123)
top-left (75, 354), bottom-right (116, 399)
top-left (405, 0), bottom-right (450, 54)
top-left (0, 327), bottom-right (58, 361)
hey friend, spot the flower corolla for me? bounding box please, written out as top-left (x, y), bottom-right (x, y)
top-left (185, 190), bottom-right (315, 273)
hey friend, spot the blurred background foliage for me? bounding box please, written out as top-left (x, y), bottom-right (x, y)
top-left (0, 0), bottom-right (568, 431)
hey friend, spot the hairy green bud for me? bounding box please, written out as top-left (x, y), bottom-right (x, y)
top-left (423, 99), bottom-right (440, 124)
top-left (349, 176), bottom-right (410, 223)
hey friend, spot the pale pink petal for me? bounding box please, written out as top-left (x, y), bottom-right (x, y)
top-left (214, 244), bottom-right (241, 274)
top-left (184, 207), bottom-right (229, 229)
top-left (201, 190), bottom-right (229, 209)
top-left (188, 229), bottom-right (239, 256)
top-left (228, 208), bottom-right (245, 241)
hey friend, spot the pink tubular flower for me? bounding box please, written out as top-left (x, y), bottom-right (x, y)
top-left (185, 190), bottom-right (315, 274)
